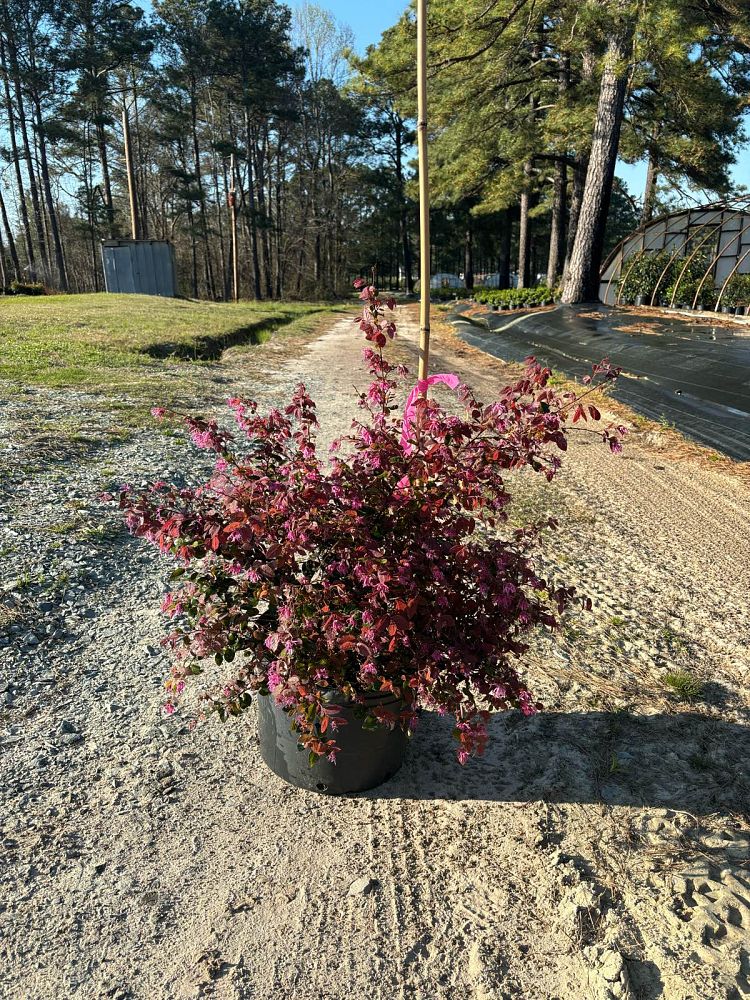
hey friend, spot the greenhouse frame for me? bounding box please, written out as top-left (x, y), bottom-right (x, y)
top-left (599, 198), bottom-right (750, 309)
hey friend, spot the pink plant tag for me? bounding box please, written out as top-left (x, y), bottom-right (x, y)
top-left (400, 374), bottom-right (461, 454)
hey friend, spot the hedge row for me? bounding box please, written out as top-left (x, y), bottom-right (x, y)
top-left (2, 281), bottom-right (46, 296)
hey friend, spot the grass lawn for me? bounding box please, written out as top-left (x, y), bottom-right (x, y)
top-left (0, 293), bottom-right (344, 391)
top-left (0, 293), bottom-right (349, 470)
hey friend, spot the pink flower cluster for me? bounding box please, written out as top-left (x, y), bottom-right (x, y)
top-left (116, 281), bottom-right (624, 764)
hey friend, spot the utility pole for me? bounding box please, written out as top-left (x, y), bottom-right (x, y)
top-left (229, 153), bottom-right (239, 302)
top-left (417, 0), bottom-right (431, 383)
top-left (121, 103), bottom-right (138, 241)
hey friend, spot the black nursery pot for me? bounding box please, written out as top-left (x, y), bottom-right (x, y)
top-left (256, 691), bottom-right (408, 795)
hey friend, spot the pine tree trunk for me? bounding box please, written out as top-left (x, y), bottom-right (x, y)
top-left (244, 111), bottom-right (262, 299)
top-left (641, 154), bottom-right (658, 224)
top-left (0, 39), bottom-right (33, 275)
top-left (295, 171), bottom-right (308, 297)
top-left (264, 135), bottom-right (275, 297)
top-left (211, 151), bottom-right (228, 300)
top-left (0, 226), bottom-right (6, 288)
top-left (313, 188), bottom-right (321, 286)
top-left (499, 209), bottom-right (512, 289)
top-left (32, 93), bottom-right (68, 291)
top-left (325, 138), bottom-right (336, 295)
top-left (0, 186), bottom-right (20, 280)
top-left (395, 118), bottom-right (413, 294)
top-left (547, 157), bottom-right (567, 287)
top-left (464, 222), bottom-right (474, 289)
top-left (517, 163), bottom-right (532, 288)
top-left (83, 129), bottom-right (100, 291)
top-left (561, 20), bottom-right (634, 304)
top-left (131, 74), bottom-right (149, 239)
top-left (96, 115), bottom-right (116, 235)
top-left (2, 15), bottom-right (48, 279)
top-left (189, 87), bottom-right (215, 299)
top-left (255, 130), bottom-right (272, 299)
top-left (562, 154), bottom-right (587, 281)
top-left (179, 139), bottom-right (198, 296)
top-left (518, 41), bottom-right (541, 290)
top-left (187, 201), bottom-right (198, 297)
top-left (547, 56), bottom-right (569, 288)
top-left (274, 142), bottom-right (284, 298)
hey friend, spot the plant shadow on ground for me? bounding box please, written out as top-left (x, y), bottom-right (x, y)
top-left (142, 307), bottom-right (331, 361)
top-left (376, 709), bottom-right (749, 820)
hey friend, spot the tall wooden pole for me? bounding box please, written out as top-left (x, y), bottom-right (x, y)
top-left (229, 153), bottom-right (239, 303)
top-left (417, 0), bottom-right (431, 383)
top-left (121, 103), bottom-right (138, 241)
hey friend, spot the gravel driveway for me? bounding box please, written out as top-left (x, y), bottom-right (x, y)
top-left (1, 309), bottom-right (748, 1000)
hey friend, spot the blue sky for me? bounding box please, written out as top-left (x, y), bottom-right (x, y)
top-left (292, 0), bottom-right (749, 205)
top-left (619, 137), bottom-right (749, 204)
top-left (288, 0), bottom-right (407, 52)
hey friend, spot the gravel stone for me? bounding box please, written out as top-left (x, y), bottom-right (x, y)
top-left (348, 876), bottom-right (379, 896)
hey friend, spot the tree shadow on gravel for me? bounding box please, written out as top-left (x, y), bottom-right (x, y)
top-left (376, 709), bottom-right (750, 818)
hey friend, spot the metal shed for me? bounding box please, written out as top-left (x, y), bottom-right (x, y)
top-left (101, 239), bottom-right (178, 297)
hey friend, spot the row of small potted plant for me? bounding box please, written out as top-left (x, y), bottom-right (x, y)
top-left (428, 285), bottom-right (558, 309)
top-left (472, 286), bottom-right (557, 310)
top-left (430, 286), bottom-right (470, 301)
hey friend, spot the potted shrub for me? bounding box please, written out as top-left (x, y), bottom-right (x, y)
top-left (112, 282), bottom-right (625, 794)
top-left (723, 273), bottom-right (750, 315)
top-left (620, 250), bottom-right (676, 307)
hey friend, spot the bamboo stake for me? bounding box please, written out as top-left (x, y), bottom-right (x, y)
top-left (121, 104), bottom-right (138, 241)
top-left (417, 0), bottom-right (430, 384)
top-left (229, 153), bottom-right (239, 303)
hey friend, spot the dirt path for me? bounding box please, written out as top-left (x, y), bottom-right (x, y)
top-left (1, 310), bottom-right (749, 1000)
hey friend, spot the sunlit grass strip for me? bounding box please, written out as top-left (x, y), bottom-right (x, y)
top-left (0, 294), bottom-right (342, 389)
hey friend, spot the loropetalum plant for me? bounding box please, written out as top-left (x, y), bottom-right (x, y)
top-left (114, 281), bottom-right (624, 764)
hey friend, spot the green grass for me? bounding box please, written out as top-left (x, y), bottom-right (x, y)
top-left (0, 293), bottom-right (348, 470)
top-left (664, 670), bottom-right (704, 701)
top-left (0, 293), bottom-right (341, 390)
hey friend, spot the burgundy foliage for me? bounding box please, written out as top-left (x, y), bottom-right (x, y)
top-left (114, 281), bottom-right (624, 764)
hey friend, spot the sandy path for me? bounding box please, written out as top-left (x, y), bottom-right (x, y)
top-left (1, 310), bottom-right (749, 1000)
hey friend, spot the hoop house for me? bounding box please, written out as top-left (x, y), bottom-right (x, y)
top-left (600, 198), bottom-right (750, 310)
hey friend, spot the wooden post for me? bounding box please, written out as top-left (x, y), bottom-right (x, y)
top-left (417, 0), bottom-right (430, 384)
top-left (121, 104), bottom-right (138, 241)
top-left (229, 153), bottom-right (239, 303)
